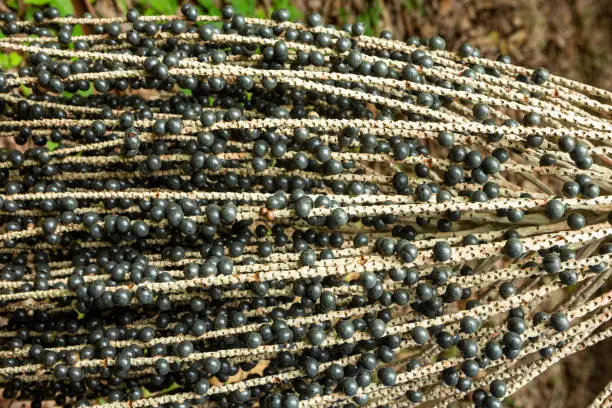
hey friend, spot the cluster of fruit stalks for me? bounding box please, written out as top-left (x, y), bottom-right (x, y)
top-left (0, 4), bottom-right (610, 408)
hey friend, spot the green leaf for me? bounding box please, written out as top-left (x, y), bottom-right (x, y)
top-left (50, 0), bottom-right (74, 16)
top-left (47, 141), bottom-right (59, 151)
top-left (0, 52), bottom-right (22, 69)
top-left (254, 7), bottom-right (266, 19)
top-left (404, 0), bottom-right (425, 15)
top-left (9, 53), bottom-right (22, 67)
top-left (271, 0), bottom-right (302, 19)
top-left (288, 5), bottom-right (303, 20)
top-left (230, 0), bottom-right (250, 16)
top-left (73, 25), bottom-right (84, 37)
top-left (337, 7), bottom-right (348, 23)
top-left (25, 8), bottom-right (36, 21)
top-left (160, 382), bottom-right (181, 394)
top-left (24, 0), bottom-right (51, 6)
top-left (78, 88), bottom-right (93, 97)
top-left (147, 0), bottom-right (178, 15)
top-left (20, 84), bottom-right (32, 96)
top-left (197, 0), bottom-right (221, 15)
top-left (64, 87), bottom-right (93, 97)
top-left (355, 0), bottom-right (382, 36)
top-left (115, 0), bottom-right (128, 14)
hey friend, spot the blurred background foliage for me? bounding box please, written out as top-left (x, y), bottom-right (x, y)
top-left (0, 0), bottom-right (611, 406)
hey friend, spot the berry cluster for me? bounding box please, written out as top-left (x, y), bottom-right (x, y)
top-left (0, 5), bottom-right (610, 408)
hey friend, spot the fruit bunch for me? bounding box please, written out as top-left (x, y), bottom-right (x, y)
top-left (0, 5), bottom-right (610, 408)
